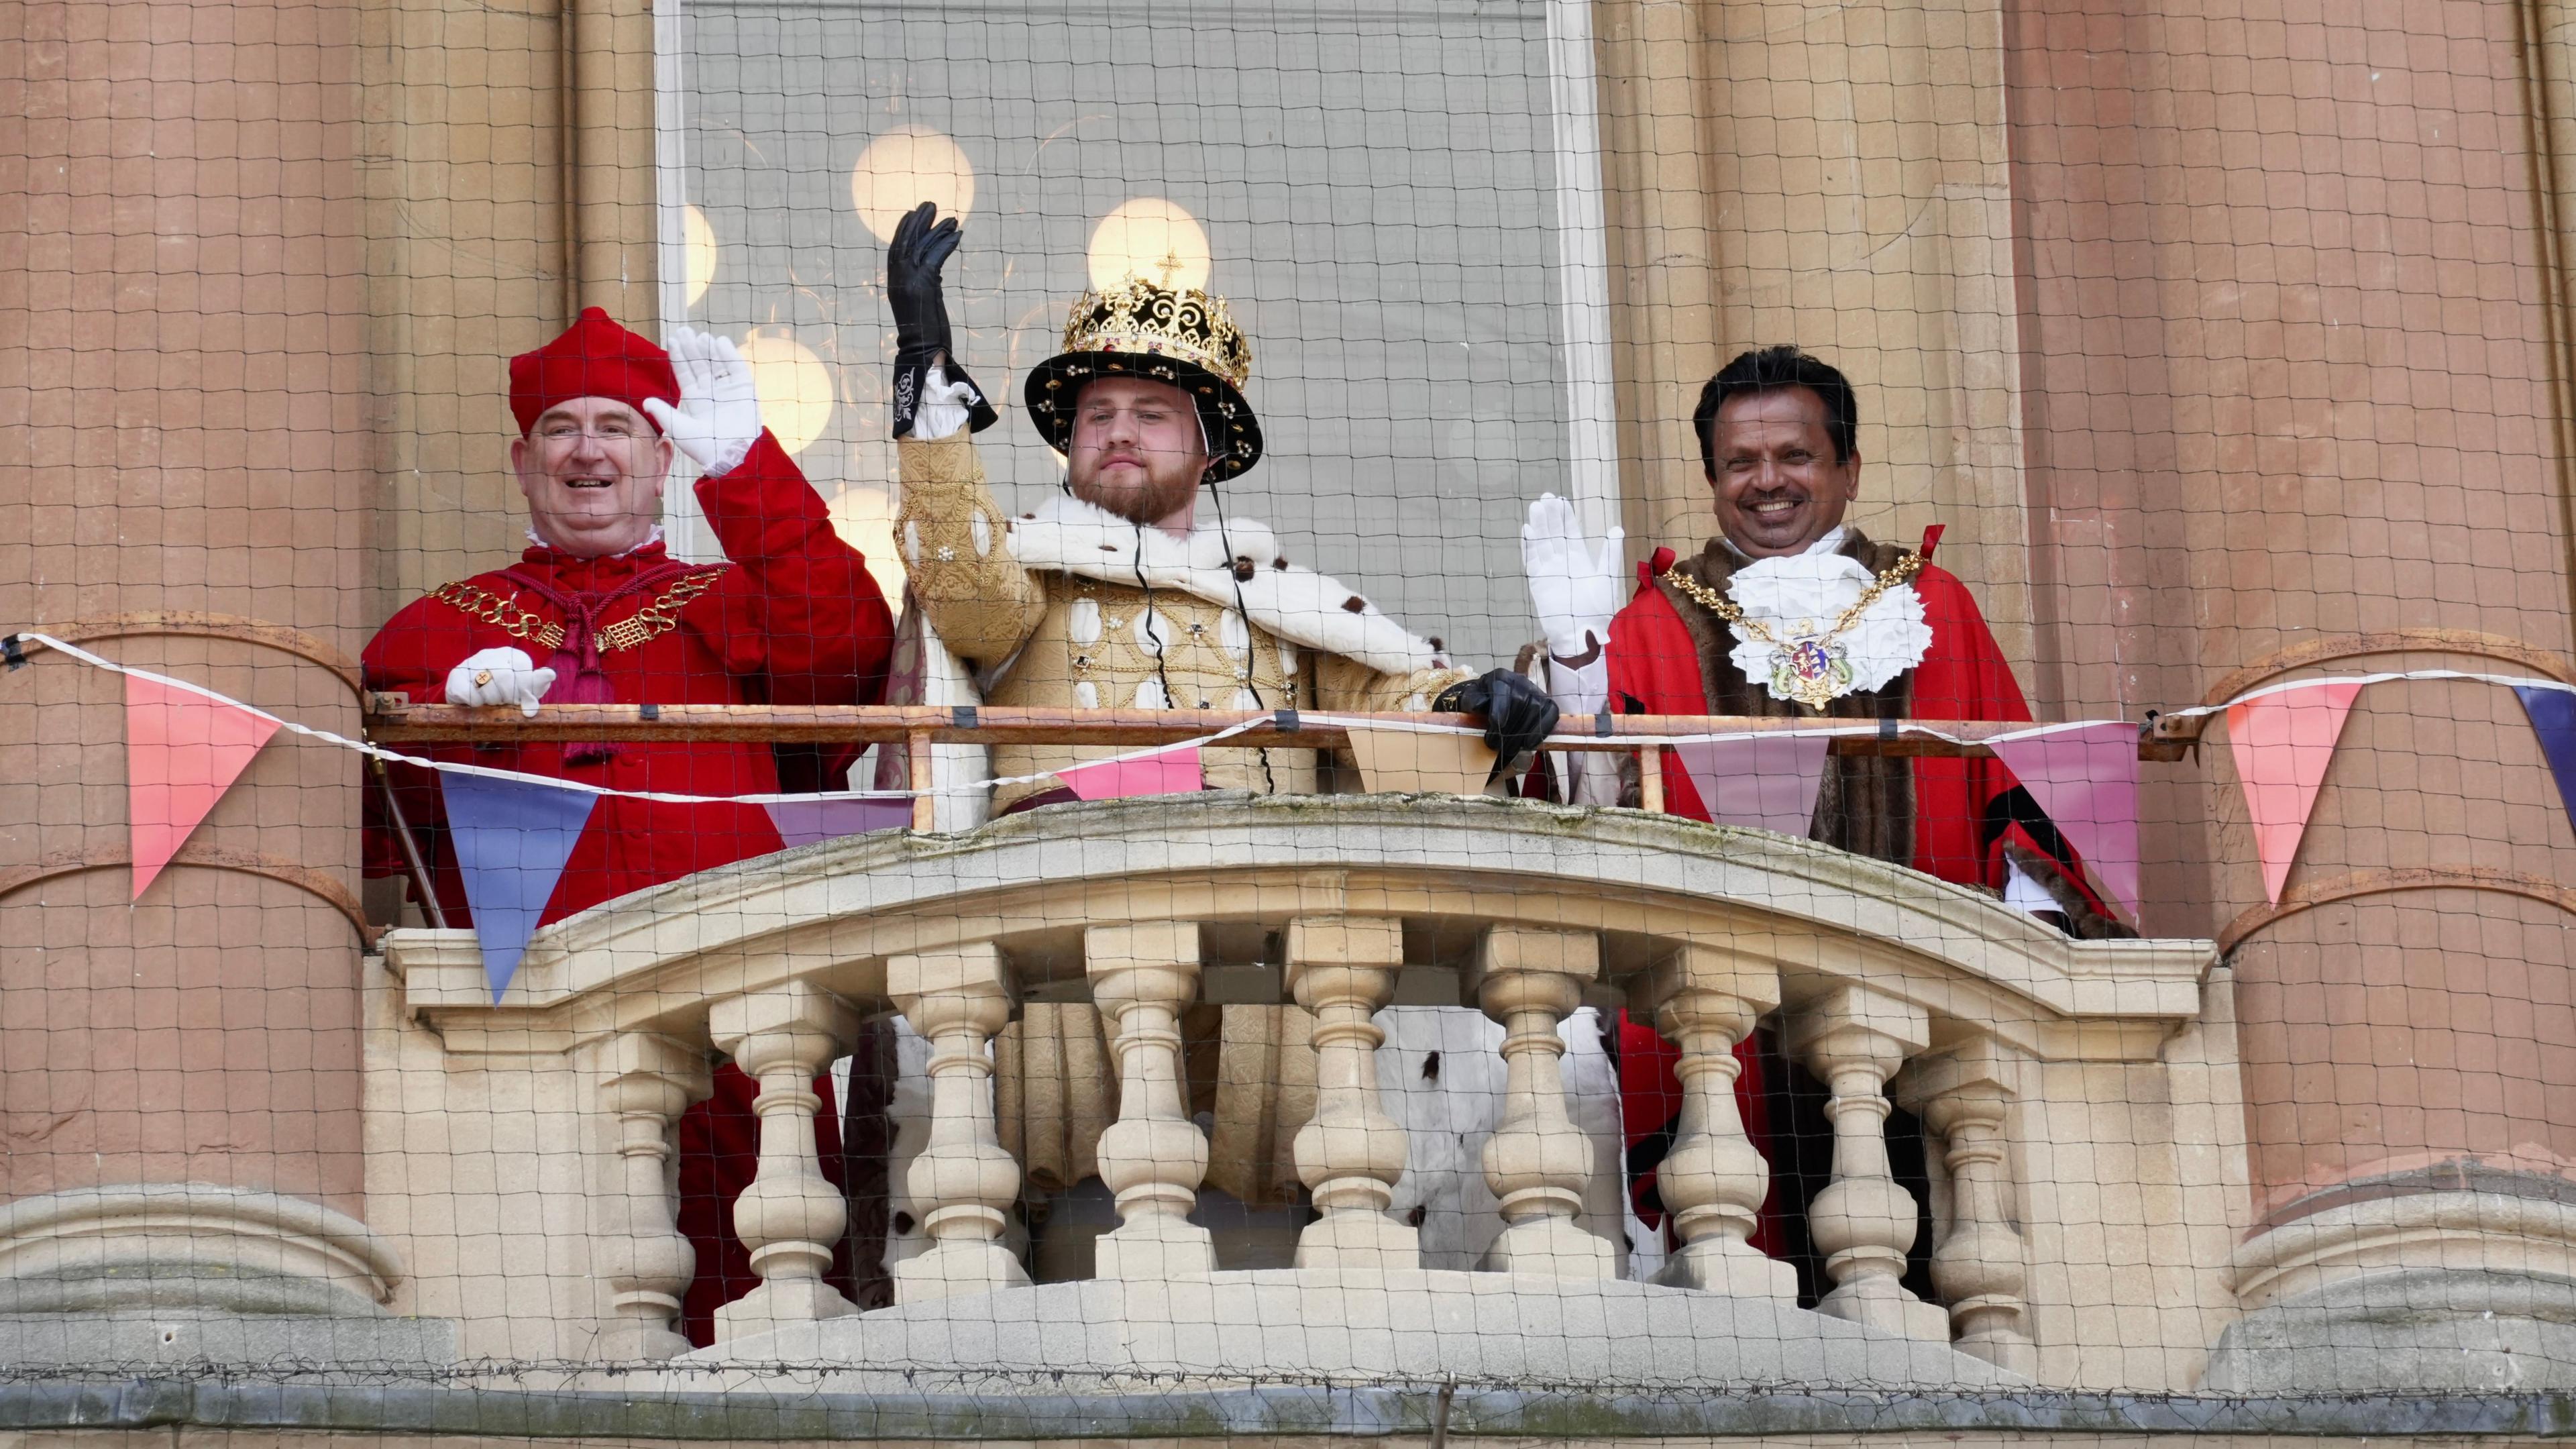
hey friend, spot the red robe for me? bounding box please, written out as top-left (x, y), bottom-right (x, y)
top-left (1607, 540), bottom-right (2040, 884)
top-left (1603, 531), bottom-right (2102, 1265)
top-left (362, 428), bottom-right (892, 1346)
top-left (362, 430), bottom-right (893, 915)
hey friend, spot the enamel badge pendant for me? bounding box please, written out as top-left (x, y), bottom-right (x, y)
top-left (1664, 550), bottom-right (1932, 710)
top-left (1768, 627), bottom-right (1856, 711)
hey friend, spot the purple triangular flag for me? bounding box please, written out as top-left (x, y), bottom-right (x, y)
top-left (1988, 720), bottom-right (2142, 920)
top-left (1669, 735), bottom-right (1833, 837)
top-left (440, 770), bottom-right (598, 1003)
top-left (764, 797), bottom-right (912, 848)
top-left (2514, 686), bottom-right (2576, 824)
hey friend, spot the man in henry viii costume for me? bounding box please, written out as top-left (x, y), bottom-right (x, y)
top-left (877, 203), bottom-right (1558, 810)
top-left (1522, 344), bottom-right (2125, 1263)
top-left (848, 204), bottom-right (1606, 1276)
top-left (362, 309), bottom-right (896, 1343)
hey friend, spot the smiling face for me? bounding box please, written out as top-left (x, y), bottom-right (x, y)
top-left (511, 396), bottom-right (674, 558)
top-left (1065, 376), bottom-right (1210, 530)
top-left (1705, 386), bottom-right (1862, 559)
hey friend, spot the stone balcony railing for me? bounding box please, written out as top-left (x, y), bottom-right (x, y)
top-left (372, 792), bottom-right (2230, 1391)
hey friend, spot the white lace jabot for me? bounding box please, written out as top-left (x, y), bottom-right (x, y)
top-left (1720, 541), bottom-right (1931, 704)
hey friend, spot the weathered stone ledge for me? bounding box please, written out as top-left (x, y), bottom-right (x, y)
top-left (1, 1380), bottom-right (2572, 1442)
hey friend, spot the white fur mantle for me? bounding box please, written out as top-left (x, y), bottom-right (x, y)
top-left (1004, 492), bottom-right (1450, 678)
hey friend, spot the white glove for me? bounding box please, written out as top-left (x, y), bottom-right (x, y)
top-left (642, 327), bottom-right (766, 476)
top-left (1522, 493), bottom-right (1625, 658)
top-left (910, 364), bottom-right (982, 441)
top-left (445, 647), bottom-right (557, 718)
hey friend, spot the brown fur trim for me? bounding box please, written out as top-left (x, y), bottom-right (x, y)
top-left (1655, 532), bottom-right (1914, 864)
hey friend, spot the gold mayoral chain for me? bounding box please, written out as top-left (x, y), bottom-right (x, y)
top-left (1662, 551), bottom-right (1927, 711)
top-left (431, 568), bottom-right (726, 655)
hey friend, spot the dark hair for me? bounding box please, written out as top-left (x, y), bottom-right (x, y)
top-left (1692, 345), bottom-right (1860, 475)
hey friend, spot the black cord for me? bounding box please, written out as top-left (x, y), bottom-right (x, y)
top-left (1203, 472), bottom-right (1279, 793)
top-left (1126, 519), bottom-right (1186, 718)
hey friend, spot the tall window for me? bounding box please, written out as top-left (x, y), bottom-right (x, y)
top-left (667, 0), bottom-right (1605, 668)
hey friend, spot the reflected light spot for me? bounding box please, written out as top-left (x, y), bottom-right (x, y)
top-left (828, 482), bottom-right (906, 601)
top-left (684, 205), bottom-right (718, 309)
top-left (737, 329), bottom-right (835, 457)
top-left (1088, 199), bottom-right (1212, 292)
top-left (851, 127), bottom-right (977, 244)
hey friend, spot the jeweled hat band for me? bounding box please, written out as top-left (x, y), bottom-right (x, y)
top-left (1057, 276), bottom-right (1252, 391)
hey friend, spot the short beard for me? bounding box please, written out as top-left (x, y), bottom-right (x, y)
top-left (1073, 470), bottom-right (1203, 528)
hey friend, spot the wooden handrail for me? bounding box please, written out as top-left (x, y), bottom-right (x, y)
top-left (363, 697), bottom-right (2177, 760)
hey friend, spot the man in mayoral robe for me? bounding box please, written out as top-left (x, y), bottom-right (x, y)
top-left (1523, 344), bottom-right (2125, 1256)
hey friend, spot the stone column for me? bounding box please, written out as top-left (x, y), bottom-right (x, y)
top-left (1285, 916), bottom-right (1415, 1271)
top-left (593, 1032), bottom-right (712, 1359)
top-left (1591, 0), bottom-right (1725, 547)
top-left (0, 0), bottom-right (386, 1321)
top-left (2205, 673), bottom-right (2576, 1390)
top-left (568, 0), bottom-right (660, 322)
top-left (708, 981), bottom-right (860, 1338)
top-left (1693, 0), bottom-right (2038, 665)
top-left (1634, 944), bottom-right (1794, 1301)
top-left (1896, 1038), bottom-right (2037, 1373)
top-left (1468, 925), bottom-right (1614, 1278)
top-left (1087, 922), bottom-right (1214, 1280)
top-left (1788, 985), bottom-right (1946, 1340)
top-left (888, 944), bottom-right (1030, 1301)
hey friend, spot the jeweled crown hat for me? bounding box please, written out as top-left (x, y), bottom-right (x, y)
top-left (1023, 275), bottom-right (1265, 480)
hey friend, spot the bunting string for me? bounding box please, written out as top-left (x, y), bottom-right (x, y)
top-left (14, 627), bottom-right (2576, 807)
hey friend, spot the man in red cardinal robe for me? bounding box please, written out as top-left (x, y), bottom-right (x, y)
top-left (362, 309), bottom-right (896, 1344)
top-left (1524, 344), bottom-right (2125, 1279)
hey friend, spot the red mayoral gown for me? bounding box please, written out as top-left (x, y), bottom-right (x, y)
top-left (1600, 530), bottom-right (2113, 1265)
top-left (362, 428), bottom-right (894, 1344)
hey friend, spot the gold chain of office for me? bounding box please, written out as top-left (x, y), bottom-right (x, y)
top-left (1662, 550), bottom-right (1927, 709)
top-left (430, 568), bottom-right (726, 655)
top-left (1662, 551), bottom-right (1925, 642)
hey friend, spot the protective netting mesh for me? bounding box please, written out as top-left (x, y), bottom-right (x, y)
top-left (5, 0), bottom-right (2576, 1431)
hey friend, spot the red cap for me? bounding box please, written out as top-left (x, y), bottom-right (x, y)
top-left (508, 308), bottom-right (681, 435)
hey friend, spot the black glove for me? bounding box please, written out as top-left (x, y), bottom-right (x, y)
top-left (886, 201), bottom-right (997, 437)
top-left (1433, 667), bottom-right (1562, 782)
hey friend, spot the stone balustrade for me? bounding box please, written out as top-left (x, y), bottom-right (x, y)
top-left (372, 794), bottom-right (2226, 1387)
top-left (1283, 916), bottom-right (1417, 1271)
top-left (707, 982), bottom-right (861, 1340)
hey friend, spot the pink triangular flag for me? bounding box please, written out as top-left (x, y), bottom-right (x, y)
top-left (763, 798), bottom-right (913, 847)
top-left (1989, 722), bottom-right (2144, 920)
top-left (1059, 745), bottom-right (1203, 802)
top-left (1669, 734), bottom-right (1833, 836)
top-left (126, 674), bottom-right (281, 898)
top-left (2228, 682), bottom-right (2363, 904)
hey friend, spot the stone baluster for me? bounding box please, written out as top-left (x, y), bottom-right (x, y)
top-left (1468, 925), bottom-right (1615, 1277)
top-left (708, 981), bottom-right (861, 1340)
top-left (1788, 984), bottom-right (1947, 1340)
top-left (1898, 1038), bottom-right (2037, 1373)
top-left (1633, 944), bottom-right (1795, 1302)
top-left (592, 1031), bottom-right (713, 1358)
top-left (1087, 922), bottom-right (1215, 1279)
top-left (889, 943), bottom-right (1031, 1301)
top-left (1285, 915), bottom-right (1416, 1271)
